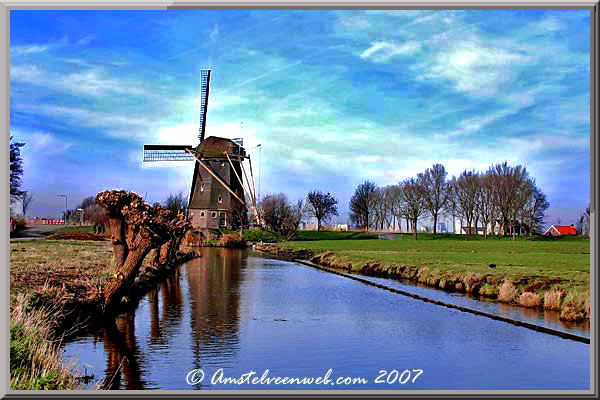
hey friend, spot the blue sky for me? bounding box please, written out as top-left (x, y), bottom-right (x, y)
top-left (10, 10), bottom-right (591, 226)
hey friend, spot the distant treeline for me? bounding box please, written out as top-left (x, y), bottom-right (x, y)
top-left (349, 162), bottom-right (550, 239)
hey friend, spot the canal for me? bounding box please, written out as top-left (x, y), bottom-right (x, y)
top-left (63, 248), bottom-right (590, 390)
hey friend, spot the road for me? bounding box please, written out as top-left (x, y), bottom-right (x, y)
top-left (10, 224), bottom-right (62, 242)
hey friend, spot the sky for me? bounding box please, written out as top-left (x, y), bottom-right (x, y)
top-left (9, 9), bottom-right (591, 227)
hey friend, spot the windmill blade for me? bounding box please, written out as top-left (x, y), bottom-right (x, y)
top-left (198, 69), bottom-right (211, 143)
top-left (143, 144), bottom-right (195, 161)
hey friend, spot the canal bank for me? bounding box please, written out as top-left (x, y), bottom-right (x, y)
top-left (254, 241), bottom-right (591, 323)
top-left (62, 248), bottom-right (590, 390)
top-left (9, 238), bottom-right (198, 389)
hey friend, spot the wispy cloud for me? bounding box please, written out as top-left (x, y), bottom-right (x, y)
top-left (10, 129), bottom-right (73, 155)
top-left (10, 64), bottom-right (148, 97)
top-left (416, 42), bottom-right (532, 97)
top-left (10, 44), bottom-right (50, 55)
top-left (360, 41), bottom-right (420, 63)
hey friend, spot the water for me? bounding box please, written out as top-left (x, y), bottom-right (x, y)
top-left (63, 248), bottom-right (590, 390)
top-left (351, 274), bottom-right (590, 338)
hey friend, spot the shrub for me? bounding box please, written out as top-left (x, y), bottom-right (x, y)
top-left (217, 232), bottom-right (247, 248)
top-left (518, 292), bottom-right (542, 308)
top-left (543, 290), bottom-right (563, 311)
top-left (479, 283), bottom-right (499, 298)
top-left (498, 281), bottom-right (519, 304)
top-left (560, 292), bottom-right (588, 322)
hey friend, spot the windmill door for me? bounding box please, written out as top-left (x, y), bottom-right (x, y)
top-left (219, 212), bottom-right (226, 227)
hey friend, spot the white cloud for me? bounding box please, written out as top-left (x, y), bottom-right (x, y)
top-left (11, 129), bottom-right (73, 154)
top-left (360, 41), bottom-right (420, 63)
top-left (416, 42), bottom-right (532, 97)
top-left (528, 17), bottom-right (564, 34)
top-left (10, 44), bottom-right (50, 55)
top-left (11, 64), bottom-right (148, 97)
top-left (17, 103), bottom-right (153, 140)
top-left (76, 35), bottom-right (95, 46)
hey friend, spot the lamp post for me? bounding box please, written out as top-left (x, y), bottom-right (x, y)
top-left (57, 194), bottom-right (67, 225)
top-left (250, 143), bottom-right (262, 201)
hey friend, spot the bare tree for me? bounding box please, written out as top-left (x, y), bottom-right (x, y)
top-left (489, 162), bottom-right (528, 236)
top-left (477, 173), bottom-right (496, 238)
top-left (398, 178), bottom-right (426, 240)
top-left (521, 180), bottom-right (549, 236)
top-left (577, 204), bottom-right (590, 237)
top-left (446, 177), bottom-right (458, 234)
top-left (282, 199), bottom-right (304, 240)
top-left (259, 193), bottom-right (302, 238)
top-left (96, 190), bottom-right (191, 313)
top-left (306, 191), bottom-right (338, 231)
top-left (454, 170), bottom-right (480, 238)
top-left (84, 203), bottom-right (109, 226)
top-left (164, 192), bottom-right (188, 215)
top-left (21, 192), bottom-right (34, 217)
top-left (386, 185), bottom-right (403, 231)
top-left (79, 196), bottom-right (96, 210)
top-left (420, 164), bottom-right (450, 235)
top-left (349, 181), bottom-right (377, 231)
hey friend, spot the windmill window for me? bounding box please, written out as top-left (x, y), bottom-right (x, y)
top-left (211, 211), bottom-right (217, 218)
top-left (200, 184), bottom-right (205, 192)
top-left (218, 196), bottom-right (222, 204)
top-left (200, 212), bottom-right (205, 218)
top-left (221, 161), bottom-right (225, 167)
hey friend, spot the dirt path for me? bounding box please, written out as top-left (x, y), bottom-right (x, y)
top-left (10, 225), bottom-right (63, 241)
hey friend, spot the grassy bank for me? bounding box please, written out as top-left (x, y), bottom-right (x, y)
top-left (9, 238), bottom-right (196, 389)
top-left (10, 295), bottom-right (80, 390)
top-left (268, 231), bottom-right (590, 321)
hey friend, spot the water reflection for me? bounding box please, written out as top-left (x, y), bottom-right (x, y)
top-left (91, 248), bottom-right (244, 389)
top-left (63, 249), bottom-right (589, 390)
top-left (101, 314), bottom-right (145, 389)
top-left (187, 249), bottom-right (243, 374)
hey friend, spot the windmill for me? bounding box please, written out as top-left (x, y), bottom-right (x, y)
top-left (143, 69), bottom-right (261, 231)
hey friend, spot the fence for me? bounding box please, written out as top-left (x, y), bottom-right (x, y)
top-left (28, 219), bottom-right (65, 225)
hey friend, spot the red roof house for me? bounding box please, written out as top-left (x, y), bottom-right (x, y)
top-left (543, 225), bottom-right (577, 236)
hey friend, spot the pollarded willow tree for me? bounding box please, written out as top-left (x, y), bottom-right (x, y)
top-left (96, 190), bottom-right (191, 313)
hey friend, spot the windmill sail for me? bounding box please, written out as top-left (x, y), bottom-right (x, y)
top-left (198, 69), bottom-right (211, 143)
top-left (143, 144), bottom-right (195, 162)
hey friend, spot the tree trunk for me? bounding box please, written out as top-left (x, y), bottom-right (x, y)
top-left (433, 213), bottom-right (438, 235)
top-left (413, 217), bottom-right (418, 240)
top-left (103, 236), bottom-right (153, 313)
top-left (108, 217), bottom-right (128, 267)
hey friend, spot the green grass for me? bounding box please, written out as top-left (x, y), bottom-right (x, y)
top-left (280, 234), bottom-right (590, 293)
top-left (293, 230), bottom-right (378, 241)
top-left (10, 295), bottom-right (80, 390)
top-left (243, 228), bottom-right (285, 243)
top-left (41, 225), bottom-right (95, 236)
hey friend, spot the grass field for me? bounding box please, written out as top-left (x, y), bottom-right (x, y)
top-left (281, 231), bottom-right (590, 293)
top-left (10, 239), bottom-right (113, 300)
top-left (9, 238), bottom-right (115, 390)
top-left (40, 225), bottom-right (96, 236)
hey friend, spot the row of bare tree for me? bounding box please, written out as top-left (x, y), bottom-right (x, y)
top-left (96, 190), bottom-right (192, 313)
top-left (350, 162), bottom-right (550, 239)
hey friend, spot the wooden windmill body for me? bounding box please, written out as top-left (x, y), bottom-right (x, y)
top-left (143, 70), bottom-right (260, 233)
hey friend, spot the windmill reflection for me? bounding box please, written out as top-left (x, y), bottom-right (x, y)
top-left (187, 248), bottom-right (243, 375)
top-left (98, 248), bottom-right (245, 389)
